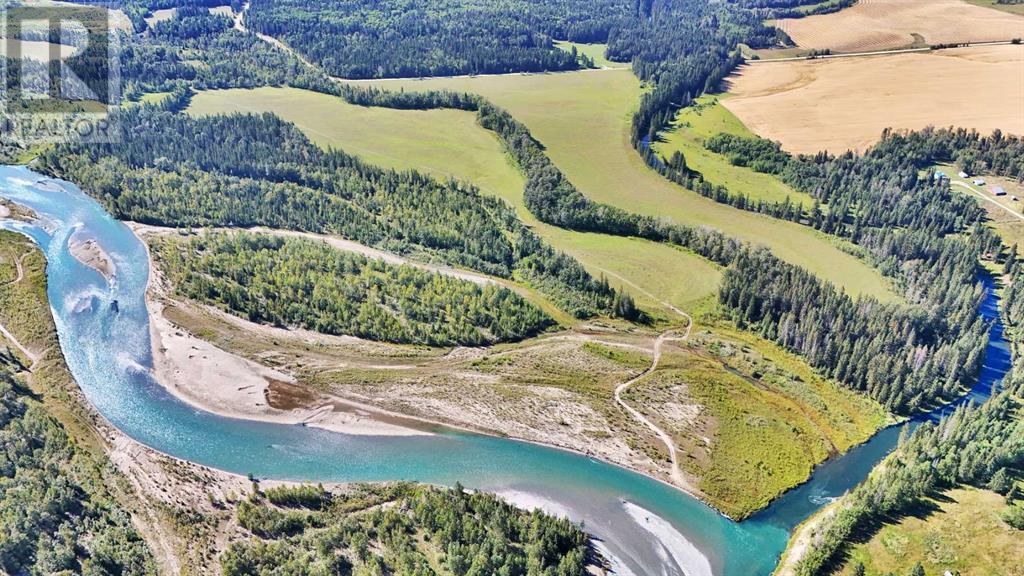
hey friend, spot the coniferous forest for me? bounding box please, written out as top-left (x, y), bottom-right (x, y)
top-left (40, 106), bottom-right (616, 319)
top-left (223, 483), bottom-right (590, 576)
top-left (0, 365), bottom-right (155, 575)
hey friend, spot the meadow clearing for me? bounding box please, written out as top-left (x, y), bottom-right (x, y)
top-left (839, 484), bottom-right (1024, 576)
top-left (352, 68), bottom-right (895, 302)
top-left (183, 67), bottom-right (891, 515)
top-left (189, 87), bottom-right (724, 317)
top-left (652, 94), bottom-right (814, 209)
top-left (724, 44), bottom-right (1024, 155)
top-left (774, 0), bottom-right (1024, 53)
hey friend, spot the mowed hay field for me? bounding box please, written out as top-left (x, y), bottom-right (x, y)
top-left (774, 0), bottom-right (1024, 53)
top-left (355, 69), bottom-right (895, 302)
top-left (724, 45), bottom-right (1024, 155)
top-left (188, 86), bottom-right (723, 316)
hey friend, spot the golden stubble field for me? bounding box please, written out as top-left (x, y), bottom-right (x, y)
top-left (774, 0), bottom-right (1024, 53)
top-left (723, 44), bottom-right (1024, 155)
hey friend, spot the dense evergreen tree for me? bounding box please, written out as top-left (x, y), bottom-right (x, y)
top-left (223, 483), bottom-right (591, 576)
top-left (244, 0), bottom-right (612, 78)
top-left (794, 378), bottom-right (1024, 575)
top-left (719, 248), bottom-right (989, 413)
top-left (40, 105), bottom-right (615, 318)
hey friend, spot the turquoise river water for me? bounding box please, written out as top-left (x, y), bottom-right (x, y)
top-left (0, 165), bottom-right (1009, 575)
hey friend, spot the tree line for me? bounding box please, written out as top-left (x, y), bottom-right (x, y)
top-left (243, 0), bottom-right (618, 78)
top-left (152, 232), bottom-right (555, 346)
top-left (223, 482), bottom-right (591, 576)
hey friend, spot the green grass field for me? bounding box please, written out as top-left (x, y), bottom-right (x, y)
top-left (355, 69), bottom-right (896, 302)
top-left (625, 323), bottom-right (887, 518)
top-left (840, 483), bottom-right (1024, 576)
top-left (554, 41), bottom-right (631, 69)
top-left (653, 94), bottom-right (815, 208)
top-left (188, 87), bottom-right (721, 318)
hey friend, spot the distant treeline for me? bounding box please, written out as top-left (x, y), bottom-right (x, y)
top-left (225, 483), bottom-right (591, 576)
top-left (734, 0), bottom-right (857, 19)
top-left (40, 106), bottom-right (617, 318)
top-left (152, 232), bottom-right (554, 346)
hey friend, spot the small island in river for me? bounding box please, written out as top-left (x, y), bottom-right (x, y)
top-left (70, 237), bottom-right (116, 281)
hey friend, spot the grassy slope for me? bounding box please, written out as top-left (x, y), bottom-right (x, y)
top-left (840, 482), bottom-right (1024, 576)
top-left (653, 94), bottom-right (815, 208)
top-left (354, 69), bottom-right (896, 302)
top-left (187, 81), bottom-right (889, 515)
top-left (188, 86), bottom-right (723, 318)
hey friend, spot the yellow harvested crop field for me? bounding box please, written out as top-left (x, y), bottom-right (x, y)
top-left (723, 45), bottom-right (1024, 154)
top-left (774, 0), bottom-right (1024, 53)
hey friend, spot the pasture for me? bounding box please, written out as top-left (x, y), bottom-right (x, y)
top-left (554, 41), bottom-right (630, 69)
top-left (188, 87), bottom-right (722, 317)
top-left (356, 69), bottom-right (896, 302)
top-left (839, 485), bottom-right (1024, 576)
top-left (653, 94), bottom-right (814, 208)
top-left (724, 45), bottom-right (1024, 155)
top-left (774, 0), bottom-right (1024, 53)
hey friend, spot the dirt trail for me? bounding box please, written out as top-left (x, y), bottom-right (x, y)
top-left (951, 181), bottom-right (1024, 222)
top-left (596, 265), bottom-right (695, 490)
top-left (1, 248), bottom-right (40, 369)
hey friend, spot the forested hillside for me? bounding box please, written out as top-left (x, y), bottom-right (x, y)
top-left (152, 232), bottom-right (554, 346)
top-left (40, 106), bottom-right (616, 318)
top-left (245, 0), bottom-right (614, 78)
top-left (224, 483), bottom-right (591, 576)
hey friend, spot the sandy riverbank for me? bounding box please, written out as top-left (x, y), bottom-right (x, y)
top-left (135, 223), bottom-right (432, 437)
top-left (147, 296), bottom-right (432, 437)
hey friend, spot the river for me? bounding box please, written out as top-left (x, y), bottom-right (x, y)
top-left (0, 164), bottom-right (1009, 575)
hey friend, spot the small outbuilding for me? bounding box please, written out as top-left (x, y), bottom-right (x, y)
top-left (974, 178), bottom-right (987, 186)
top-left (958, 171), bottom-right (969, 178)
top-left (992, 186), bottom-right (1007, 196)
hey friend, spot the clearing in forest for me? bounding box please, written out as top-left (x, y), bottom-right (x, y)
top-left (836, 484), bottom-right (1024, 576)
top-left (652, 94), bottom-right (814, 209)
top-left (354, 69), bottom-right (895, 301)
top-left (188, 87), bottom-right (723, 316)
top-left (774, 0), bottom-right (1024, 53)
top-left (724, 45), bottom-right (1024, 155)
